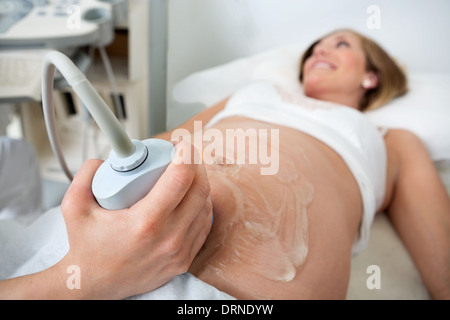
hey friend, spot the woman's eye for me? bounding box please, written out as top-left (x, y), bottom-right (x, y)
top-left (336, 41), bottom-right (350, 48)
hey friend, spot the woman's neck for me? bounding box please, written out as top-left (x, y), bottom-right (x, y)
top-left (311, 91), bottom-right (361, 110)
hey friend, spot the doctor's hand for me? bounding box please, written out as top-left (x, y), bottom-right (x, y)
top-left (57, 141), bottom-right (213, 299)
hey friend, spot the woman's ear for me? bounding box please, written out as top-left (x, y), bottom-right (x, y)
top-left (362, 72), bottom-right (379, 89)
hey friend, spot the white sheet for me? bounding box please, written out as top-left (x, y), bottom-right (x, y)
top-left (0, 137), bottom-right (42, 224)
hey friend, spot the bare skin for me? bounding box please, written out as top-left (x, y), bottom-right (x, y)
top-left (188, 117), bottom-right (362, 299)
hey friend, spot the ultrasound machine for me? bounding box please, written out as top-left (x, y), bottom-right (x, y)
top-left (0, 0), bottom-right (126, 104)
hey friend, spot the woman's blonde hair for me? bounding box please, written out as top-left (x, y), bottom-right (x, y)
top-left (299, 29), bottom-right (408, 111)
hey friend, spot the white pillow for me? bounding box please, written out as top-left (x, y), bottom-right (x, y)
top-left (172, 44), bottom-right (304, 106)
top-left (365, 74), bottom-right (450, 161)
top-left (172, 45), bottom-right (450, 161)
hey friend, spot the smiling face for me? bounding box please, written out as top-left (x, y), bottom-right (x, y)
top-left (302, 31), bottom-right (378, 109)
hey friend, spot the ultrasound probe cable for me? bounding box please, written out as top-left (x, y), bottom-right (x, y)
top-left (41, 51), bottom-right (135, 181)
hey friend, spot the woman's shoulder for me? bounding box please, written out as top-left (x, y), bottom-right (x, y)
top-left (381, 128), bottom-right (432, 211)
top-left (384, 129), bottom-right (429, 163)
top-left (384, 129), bottom-right (425, 150)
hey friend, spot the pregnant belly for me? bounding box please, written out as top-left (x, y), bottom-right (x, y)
top-left (188, 117), bottom-right (362, 299)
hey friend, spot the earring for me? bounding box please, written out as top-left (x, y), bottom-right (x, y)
top-left (362, 78), bottom-right (373, 89)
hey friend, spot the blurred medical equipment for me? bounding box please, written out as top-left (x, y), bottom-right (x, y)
top-left (0, 0), bottom-right (126, 49)
top-left (0, 0), bottom-right (127, 125)
top-left (0, 0), bottom-right (131, 181)
top-left (42, 51), bottom-right (173, 210)
top-left (0, 48), bottom-right (90, 103)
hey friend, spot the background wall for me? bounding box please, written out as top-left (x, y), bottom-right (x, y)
top-left (165, 0), bottom-right (450, 129)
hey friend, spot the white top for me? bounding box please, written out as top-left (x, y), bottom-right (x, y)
top-left (207, 81), bottom-right (387, 255)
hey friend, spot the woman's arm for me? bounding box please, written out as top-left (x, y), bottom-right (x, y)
top-left (153, 99), bottom-right (229, 141)
top-left (384, 129), bottom-right (450, 299)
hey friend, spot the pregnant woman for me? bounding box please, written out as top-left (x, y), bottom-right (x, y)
top-left (160, 29), bottom-right (450, 300)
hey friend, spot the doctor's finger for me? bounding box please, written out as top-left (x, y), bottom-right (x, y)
top-left (134, 141), bottom-right (199, 220)
top-left (185, 197), bottom-right (213, 262)
top-left (171, 160), bottom-right (211, 229)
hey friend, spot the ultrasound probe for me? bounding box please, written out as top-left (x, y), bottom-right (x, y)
top-left (41, 51), bottom-right (174, 210)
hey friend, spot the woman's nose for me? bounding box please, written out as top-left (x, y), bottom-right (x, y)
top-left (313, 44), bottom-right (329, 57)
